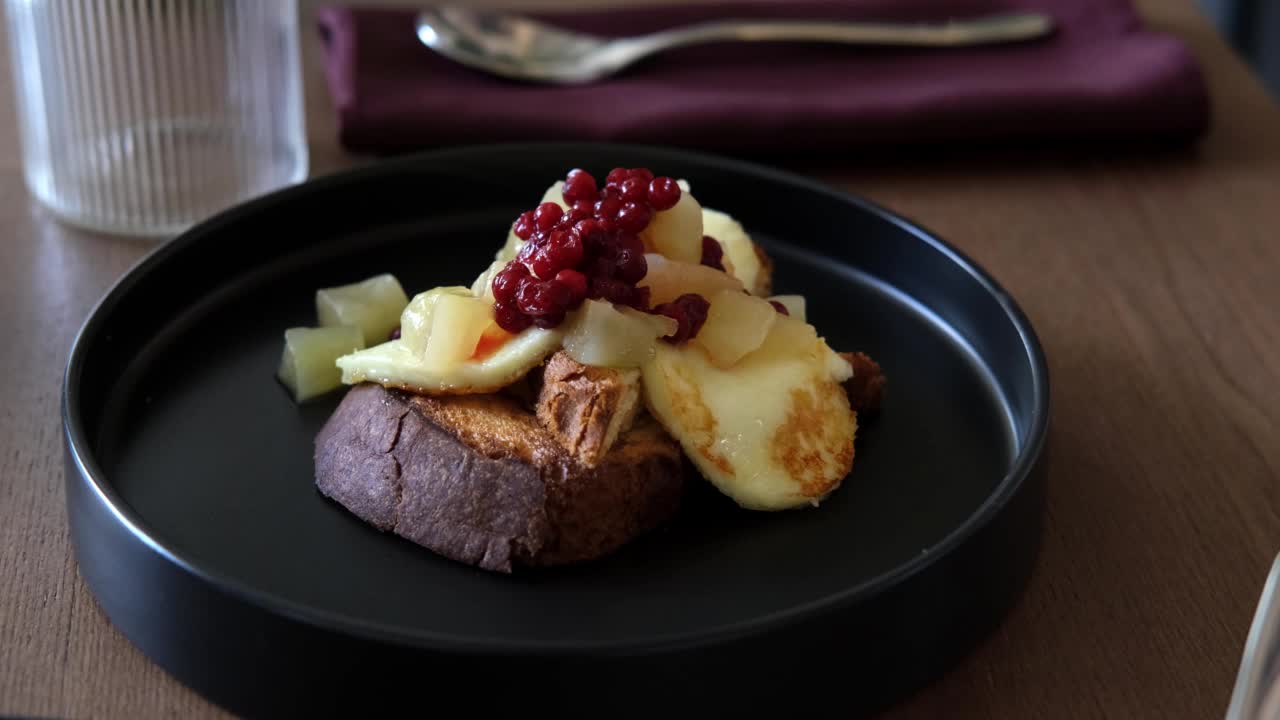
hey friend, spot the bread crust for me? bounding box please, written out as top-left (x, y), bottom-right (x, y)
top-left (535, 352), bottom-right (641, 468)
top-left (838, 351), bottom-right (886, 419)
top-left (314, 382), bottom-right (684, 573)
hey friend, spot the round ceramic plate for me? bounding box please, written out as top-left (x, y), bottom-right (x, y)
top-left (63, 143), bottom-right (1048, 718)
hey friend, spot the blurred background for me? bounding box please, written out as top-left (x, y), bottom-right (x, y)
top-left (1199, 0), bottom-right (1280, 95)
top-left (320, 0), bottom-right (1280, 98)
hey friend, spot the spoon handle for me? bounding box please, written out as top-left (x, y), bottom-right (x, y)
top-left (619, 12), bottom-right (1053, 57)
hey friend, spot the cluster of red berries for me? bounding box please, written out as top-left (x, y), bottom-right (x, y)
top-left (491, 167), bottom-right (725, 343)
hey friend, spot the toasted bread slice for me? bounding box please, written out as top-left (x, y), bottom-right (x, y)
top-left (535, 352), bottom-right (642, 468)
top-left (314, 382), bottom-right (684, 573)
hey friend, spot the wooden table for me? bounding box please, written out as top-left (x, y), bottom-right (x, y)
top-left (3, 0), bottom-right (1279, 717)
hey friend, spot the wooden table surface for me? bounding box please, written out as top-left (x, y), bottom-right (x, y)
top-left (3, 0), bottom-right (1279, 717)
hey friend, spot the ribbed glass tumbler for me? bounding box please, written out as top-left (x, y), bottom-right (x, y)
top-left (4, 0), bottom-right (308, 237)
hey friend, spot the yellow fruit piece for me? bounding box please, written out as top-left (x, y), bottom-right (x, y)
top-left (315, 273), bottom-right (410, 345)
top-left (638, 253), bottom-right (744, 306)
top-left (422, 294), bottom-right (494, 371)
top-left (277, 326), bottom-right (365, 403)
top-left (398, 286), bottom-right (473, 356)
top-left (641, 185), bottom-right (703, 263)
top-left (562, 299), bottom-right (678, 368)
top-left (693, 289), bottom-right (777, 369)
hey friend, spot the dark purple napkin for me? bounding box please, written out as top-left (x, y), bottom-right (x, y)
top-left (316, 0), bottom-right (1210, 157)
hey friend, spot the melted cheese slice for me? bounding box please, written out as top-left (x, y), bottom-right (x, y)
top-left (337, 328), bottom-right (562, 395)
top-left (641, 316), bottom-right (855, 510)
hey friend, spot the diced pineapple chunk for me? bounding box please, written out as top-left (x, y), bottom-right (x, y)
top-left (768, 294), bottom-right (806, 322)
top-left (422, 294), bottom-right (494, 371)
top-left (641, 184), bottom-right (703, 263)
top-left (562, 300), bottom-right (678, 368)
top-left (277, 326), bottom-right (365, 402)
top-left (694, 289), bottom-right (778, 368)
top-left (316, 273), bottom-right (410, 345)
top-left (638, 253), bottom-right (745, 306)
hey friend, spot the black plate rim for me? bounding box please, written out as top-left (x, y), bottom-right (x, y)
top-left (62, 141), bottom-right (1051, 656)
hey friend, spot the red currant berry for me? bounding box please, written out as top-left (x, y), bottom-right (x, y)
top-left (630, 285), bottom-right (651, 311)
top-left (492, 262), bottom-right (532, 303)
top-left (619, 177), bottom-right (647, 204)
top-left (678, 293), bottom-right (710, 335)
top-left (544, 282), bottom-right (574, 314)
top-left (628, 168), bottom-right (655, 185)
top-left (516, 238), bottom-right (540, 267)
top-left (589, 277), bottom-right (626, 304)
top-left (513, 211), bottom-right (536, 240)
top-left (615, 202), bottom-right (653, 234)
top-left (568, 200), bottom-right (593, 224)
top-left (562, 169), bottom-right (599, 205)
top-left (517, 280), bottom-right (572, 317)
top-left (615, 232), bottom-right (644, 258)
top-left (530, 249), bottom-right (556, 280)
top-left (605, 167), bottom-right (629, 187)
top-left (700, 235), bottom-right (725, 271)
top-left (534, 202), bottom-right (563, 232)
top-left (573, 218), bottom-right (602, 241)
top-left (614, 248), bottom-right (647, 284)
top-left (494, 300), bottom-right (532, 333)
top-left (653, 293), bottom-right (710, 343)
top-left (584, 254), bottom-right (615, 280)
top-left (555, 268), bottom-right (588, 302)
top-left (533, 230), bottom-right (583, 278)
top-left (647, 177), bottom-right (681, 211)
top-left (594, 196), bottom-right (622, 223)
top-left (516, 281), bottom-right (543, 314)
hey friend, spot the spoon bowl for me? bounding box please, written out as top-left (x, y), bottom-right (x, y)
top-left (415, 6), bottom-right (1056, 84)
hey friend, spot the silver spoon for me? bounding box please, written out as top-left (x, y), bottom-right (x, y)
top-left (415, 6), bottom-right (1055, 85)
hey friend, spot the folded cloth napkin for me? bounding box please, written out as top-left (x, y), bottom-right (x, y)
top-left (316, 0), bottom-right (1210, 157)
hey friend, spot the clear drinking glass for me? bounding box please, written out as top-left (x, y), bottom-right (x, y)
top-left (4, 0), bottom-right (308, 238)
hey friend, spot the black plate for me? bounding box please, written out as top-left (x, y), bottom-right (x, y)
top-left (63, 143), bottom-right (1048, 718)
